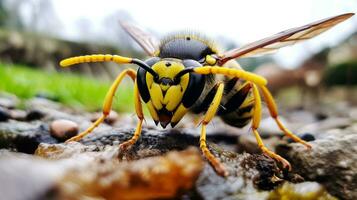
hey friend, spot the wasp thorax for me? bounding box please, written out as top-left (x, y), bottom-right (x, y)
top-left (145, 60), bottom-right (190, 128)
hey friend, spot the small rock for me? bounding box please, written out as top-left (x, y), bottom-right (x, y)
top-left (287, 133), bottom-right (315, 143)
top-left (0, 98), bottom-right (17, 109)
top-left (268, 182), bottom-right (338, 200)
top-left (26, 109), bottom-right (45, 121)
top-left (50, 119), bottom-right (79, 141)
top-left (91, 110), bottom-right (119, 125)
top-left (59, 148), bottom-right (204, 200)
top-left (9, 109), bottom-right (27, 121)
top-left (0, 92), bottom-right (19, 109)
top-left (277, 133), bottom-right (357, 200)
top-left (299, 133), bottom-right (315, 141)
top-left (0, 107), bottom-right (11, 121)
top-left (26, 97), bottom-right (61, 111)
top-left (349, 108), bottom-right (357, 121)
top-left (105, 110), bottom-right (119, 125)
top-left (0, 121), bottom-right (57, 153)
top-left (297, 117), bottom-right (351, 135)
top-left (35, 92), bottom-right (60, 102)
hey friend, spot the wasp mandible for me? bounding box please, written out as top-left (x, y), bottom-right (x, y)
top-left (60, 13), bottom-right (354, 176)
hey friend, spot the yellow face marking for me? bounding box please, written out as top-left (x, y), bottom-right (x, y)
top-left (171, 104), bottom-right (188, 125)
top-left (149, 83), bottom-right (164, 110)
top-left (163, 85), bottom-right (183, 111)
top-left (146, 100), bottom-right (159, 122)
top-left (146, 60), bottom-right (189, 115)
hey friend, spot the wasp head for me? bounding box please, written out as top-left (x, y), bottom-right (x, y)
top-left (144, 59), bottom-right (191, 127)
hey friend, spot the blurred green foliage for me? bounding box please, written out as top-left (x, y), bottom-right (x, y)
top-left (324, 60), bottom-right (357, 86)
top-left (0, 63), bottom-right (134, 112)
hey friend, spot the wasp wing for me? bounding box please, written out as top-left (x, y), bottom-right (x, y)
top-left (218, 13), bottom-right (354, 65)
top-left (120, 21), bottom-right (159, 56)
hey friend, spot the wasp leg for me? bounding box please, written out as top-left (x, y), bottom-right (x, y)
top-left (65, 69), bottom-right (137, 143)
top-left (260, 86), bottom-right (312, 149)
top-left (251, 83), bottom-right (291, 170)
top-left (193, 66), bottom-right (267, 86)
top-left (119, 79), bottom-right (144, 150)
top-left (200, 83), bottom-right (228, 177)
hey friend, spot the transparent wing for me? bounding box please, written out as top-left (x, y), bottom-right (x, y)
top-left (218, 13), bottom-right (354, 65)
top-left (120, 21), bottom-right (159, 56)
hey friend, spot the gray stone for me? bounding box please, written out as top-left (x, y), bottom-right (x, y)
top-left (277, 133), bottom-right (357, 200)
top-left (0, 92), bottom-right (19, 109)
top-left (0, 120), bottom-right (57, 153)
top-left (0, 107), bottom-right (11, 122)
top-left (9, 109), bottom-right (27, 121)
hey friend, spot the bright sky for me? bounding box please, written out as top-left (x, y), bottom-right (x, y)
top-left (51, 0), bottom-right (357, 68)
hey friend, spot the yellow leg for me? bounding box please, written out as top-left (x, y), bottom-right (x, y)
top-left (251, 83), bottom-right (291, 170)
top-left (65, 69), bottom-right (137, 143)
top-left (260, 86), bottom-right (312, 149)
top-left (200, 83), bottom-right (228, 177)
top-left (193, 66), bottom-right (267, 86)
top-left (119, 79), bottom-right (144, 150)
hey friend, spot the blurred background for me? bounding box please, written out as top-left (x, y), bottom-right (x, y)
top-left (0, 0), bottom-right (356, 113)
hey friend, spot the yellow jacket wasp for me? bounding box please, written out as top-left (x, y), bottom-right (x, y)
top-left (60, 13), bottom-right (354, 176)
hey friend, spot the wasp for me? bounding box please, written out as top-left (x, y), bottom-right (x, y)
top-left (60, 13), bottom-right (354, 176)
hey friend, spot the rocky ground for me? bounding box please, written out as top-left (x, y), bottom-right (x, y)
top-left (0, 91), bottom-right (356, 200)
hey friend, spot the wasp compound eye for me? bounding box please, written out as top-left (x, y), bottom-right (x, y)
top-left (182, 59), bottom-right (202, 68)
top-left (145, 57), bottom-right (161, 66)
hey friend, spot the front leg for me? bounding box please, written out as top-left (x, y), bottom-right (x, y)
top-left (66, 69), bottom-right (137, 143)
top-left (199, 83), bottom-right (228, 177)
top-left (119, 79), bottom-right (144, 150)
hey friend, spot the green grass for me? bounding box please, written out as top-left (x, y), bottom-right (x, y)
top-left (0, 63), bottom-right (134, 112)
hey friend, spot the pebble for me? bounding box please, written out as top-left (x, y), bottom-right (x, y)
top-left (50, 119), bottom-right (79, 141)
top-left (0, 98), bottom-right (16, 109)
top-left (288, 133), bottom-right (315, 143)
top-left (105, 111), bottom-right (119, 125)
top-left (91, 110), bottom-right (119, 125)
top-left (0, 107), bottom-right (11, 121)
top-left (35, 92), bottom-right (60, 102)
top-left (9, 109), bottom-right (27, 121)
top-left (0, 93), bottom-right (19, 109)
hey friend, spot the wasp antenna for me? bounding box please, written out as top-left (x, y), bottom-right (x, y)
top-left (132, 58), bottom-right (159, 79)
top-left (174, 68), bottom-right (194, 82)
top-left (59, 54), bottom-right (159, 78)
top-left (59, 54), bottom-right (133, 67)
